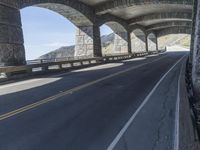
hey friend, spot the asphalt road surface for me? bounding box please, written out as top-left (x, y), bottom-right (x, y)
top-left (0, 51), bottom-right (188, 150)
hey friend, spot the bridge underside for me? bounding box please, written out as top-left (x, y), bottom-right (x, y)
top-left (2, 1), bottom-right (200, 100)
top-left (0, 0), bottom-right (193, 66)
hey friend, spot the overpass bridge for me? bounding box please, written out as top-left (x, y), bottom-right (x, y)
top-left (0, 0), bottom-right (200, 150)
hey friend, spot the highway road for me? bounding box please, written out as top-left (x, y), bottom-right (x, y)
top-left (0, 51), bottom-right (188, 150)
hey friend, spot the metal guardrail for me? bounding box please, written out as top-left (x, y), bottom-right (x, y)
top-left (26, 55), bottom-right (93, 65)
top-left (0, 50), bottom-right (165, 79)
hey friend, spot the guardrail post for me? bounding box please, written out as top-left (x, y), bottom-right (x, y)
top-left (26, 67), bottom-right (32, 74)
top-left (41, 66), bottom-right (49, 72)
top-left (58, 64), bottom-right (63, 70)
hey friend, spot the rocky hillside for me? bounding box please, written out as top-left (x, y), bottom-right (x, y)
top-left (39, 46), bottom-right (75, 59)
top-left (39, 33), bottom-right (190, 59)
top-left (39, 33), bottom-right (115, 59)
top-left (158, 34), bottom-right (190, 49)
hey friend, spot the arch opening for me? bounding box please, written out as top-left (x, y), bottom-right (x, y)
top-left (21, 6), bottom-right (77, 60)
top-left (21, 2), bottom-right (96, 61)
top-left (21, 1), bottom-right (93, 27)
top-left (158, 34), bottom-right (191, 51)
top-left (131, 29), bottom-right (146, 53)
top-left (100, 21), bottom-right (129, 56)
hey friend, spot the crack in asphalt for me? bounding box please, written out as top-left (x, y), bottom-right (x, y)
top-left (151, 67), bottom-right (179, 150)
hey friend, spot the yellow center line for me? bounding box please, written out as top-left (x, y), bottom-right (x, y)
top-left (0, 54), bottom-right (168, 121)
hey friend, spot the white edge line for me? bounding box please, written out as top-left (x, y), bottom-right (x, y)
top-left (174, 58), bottom-right (185, 150)
top-left (107, 55), bottom-right (186, 150)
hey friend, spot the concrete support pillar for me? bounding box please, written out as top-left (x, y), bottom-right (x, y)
top-left (145, 35), bottom-right (149, 52)
top-left (131, 33), bottom-right (146, 53)
top-left (190, 0), bottom-right (198, 63)
top-left (128, 32), bottom-right (132, 54)
top-left (113, 32), bottom-right (128, 54)
top-left (156, 36), bottom-right (159, 51)
top-left (75, 25), bottom-right (102, 57)
top-left (192, 0), bottom-right (200, 100)
top-left (0, 3), bottom-right (26, 66)
top-left (148, 38), bottom-right (157, 52)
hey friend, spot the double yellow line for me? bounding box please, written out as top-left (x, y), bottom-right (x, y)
top-left (0, 55), bottom-right (167, 121)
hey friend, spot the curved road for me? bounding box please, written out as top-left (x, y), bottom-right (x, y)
top-left (0, 51), bottom-right (187, 150)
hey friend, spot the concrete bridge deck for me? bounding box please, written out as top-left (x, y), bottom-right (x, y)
top-left (0, 52), bottom-right (198, 150)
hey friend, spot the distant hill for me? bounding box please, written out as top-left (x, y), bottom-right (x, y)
top-left (39, 46), bottom-right (75, 59)
top-left (158, 34), bottom-right (191, 49)
top-left (39, 33), bottom-right (115, 59)
top-left (39, 33), bottom-right (190, 59)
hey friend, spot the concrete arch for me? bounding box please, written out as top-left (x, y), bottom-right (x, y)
top-left (105, 22), bottom-right (127, 33)
top-left (19, 1), bottom-right (103, 58)
top-left (101, 21), bottom-right (129, 55)
top-left (98, 14), bottom-right (129, 32)
top-left (129, 24), bottom-right (146, 34)
top-left (131, 29), bottom-right (146, 53)
top-left (156, 26), bottom-right (192, 37)
top-left (96, 0), bottom-right (192, 15)
top-left (147, 33), bottom-right (157, 51)
top-left (129, 12), bottom-right (192, 26)
top-left (146, 21), bottom-right (192, 31)
top-left (19, 0), bottom-right (94, 26)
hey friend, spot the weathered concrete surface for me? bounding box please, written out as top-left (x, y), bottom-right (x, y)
top-left (192, 0), bottom-right (200, 101)
top-left (179, 60), bottom-right (200, 150)
top-left (129, 12), bottom-right (192, 26)
top-left (0, 3), bottom-right (25, 66)
top-left (95, 0), bottom-right (192, 19)
top-left (19, 0), bottom-right (95, 25)
top-left (190, 0), bottom-right (198, 63)
top-left (35, 3), bottom-right (93, 26)
top-left (75, 26), bottom-right (94, 57)
top-left (131, 29), bottom-right (146, 52)
top-left (147, 33), bottom-right (157, 52)
top-left (156, 26), bottom-right (192, 37)
top-left (103, 21), bottom-right (129, 54)
top-left (113, 32), bottom-right (128, 54)
top-left (146, 21), bottom-right (192, 31)
top-left (75, 25), bottom-right (102, 57)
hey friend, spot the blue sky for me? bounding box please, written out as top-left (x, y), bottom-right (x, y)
top-left (20, 7), bottom-right (113, 60)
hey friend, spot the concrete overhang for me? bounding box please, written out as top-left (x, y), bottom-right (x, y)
top-left (146, 21), bottom-right (192, 31)
top-left (129, 12), bottom-right (192, 26)
top-left (156, 26), bottom-right (192, 37)
top-left (94, 0), bottom-right (192, 18)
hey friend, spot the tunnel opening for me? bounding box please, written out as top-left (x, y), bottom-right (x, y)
top-left (100, 21), bottom-right (129, 56)
top-left (157, 34), bottom-right (191, 51)
top-left (131, 29), bottom-right (146, 53)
